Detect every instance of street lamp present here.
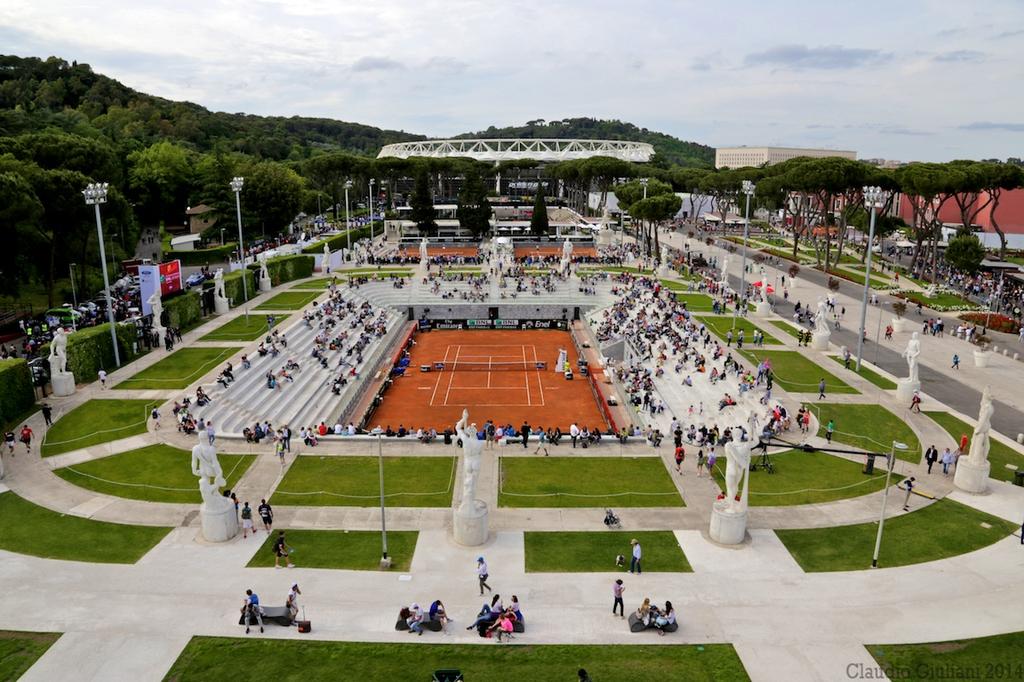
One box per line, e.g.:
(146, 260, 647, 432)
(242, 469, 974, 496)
(856, 186, 887, 371)
(220, 228, 226, 246)
(344, 179, 353, 260)
(69, 263, 78, 309)
(639, 178, 649, 252)
(368, 178, 377, 242)
(371, 426, 391, 568)
(871, 440, 909, 568)
(82, 183, 121, 367)
(734, 180, 756, 330)
(873, 300, 887, 365)
(230, 176, 249, 322)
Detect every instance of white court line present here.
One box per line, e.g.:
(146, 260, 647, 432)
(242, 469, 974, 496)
(522, 345, 531, 406)
(531, 344, 545, 407)
(428, 345, 452, 406)
(442, 344, 461, 406)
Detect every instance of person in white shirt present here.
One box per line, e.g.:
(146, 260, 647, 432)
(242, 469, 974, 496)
(629, 538, 642, 574)
(98, 369, 107, 388)
(570, 423, 580, 448)
(334, 422, 343, 435)
(347, 423, 356, 436)
(287, 583, 301, 621)
(476, 556, 492, 595)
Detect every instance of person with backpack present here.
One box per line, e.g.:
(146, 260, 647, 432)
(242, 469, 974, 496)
(240, 502, 254, 539)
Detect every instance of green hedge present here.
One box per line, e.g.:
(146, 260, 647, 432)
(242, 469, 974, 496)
(40, 323, 145, 384)
(248, 254, 314, 286)
(162, 289, 203, 329)
(166, 243, 237, 266)
(301, 227, 372, 254)
(0, 359, 35, 428)
(223, 269, 256, 308)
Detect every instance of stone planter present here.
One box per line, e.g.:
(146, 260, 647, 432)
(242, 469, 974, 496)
(973, 349, 990, 368)
(891, 317, 910, 333)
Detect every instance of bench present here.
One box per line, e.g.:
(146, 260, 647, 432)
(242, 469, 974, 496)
(395, 618, 443, 632)
(238, 605, 293, 627)
(628, 612, 678, 633)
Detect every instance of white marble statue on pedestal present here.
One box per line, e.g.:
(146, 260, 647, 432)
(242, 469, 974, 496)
(719, 257, 729, 289)
(322, 243, 332, 274)
(562, 238, 573, 261)
(902, 332, 921, 385)
(955, 385, 994, 493)
(758, 265, 769, 303)
(419, 238, 429, 265)
(924, 284, 937, 299)
(148, 290, 166, 345)
(814, 297, 830, 335)
(710, 411, 756, 544)
(48, 327, 76, 396)
(212, 268, 229, 314)
(453, 409, 489, 545)
(190, 431, 238, 542)
(258, 252, 272, 292)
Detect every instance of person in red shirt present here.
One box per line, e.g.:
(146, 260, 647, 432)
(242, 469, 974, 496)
(317, 422, 327, 437)
(19, 425, 33, 454)
(959, 433, 969, 455)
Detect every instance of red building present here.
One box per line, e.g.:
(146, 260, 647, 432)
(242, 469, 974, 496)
(896, 189, 1024, 248)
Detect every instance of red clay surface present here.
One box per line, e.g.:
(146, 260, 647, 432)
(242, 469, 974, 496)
(368, 329, 607, 431)
(515, 245, 598, 258)
(398, 246, 481, 258)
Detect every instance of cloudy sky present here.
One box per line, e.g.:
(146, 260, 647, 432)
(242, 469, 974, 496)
(2, 0, 1022, 161)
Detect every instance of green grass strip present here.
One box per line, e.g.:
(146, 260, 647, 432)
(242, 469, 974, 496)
(525, 530, 691, 572)
(924, 411, 1024, 484)
(246, 529, 418, 571)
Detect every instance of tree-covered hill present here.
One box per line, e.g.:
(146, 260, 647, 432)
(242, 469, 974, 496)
(454, 117, 714, 168)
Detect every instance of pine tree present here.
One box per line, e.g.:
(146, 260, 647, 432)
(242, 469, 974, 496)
(530, 182, 549, 235)
(458, 172, 493, 236)
(410, 169, 436, 234)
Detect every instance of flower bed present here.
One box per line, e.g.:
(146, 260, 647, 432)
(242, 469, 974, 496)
(957, 312, 1021, 334)
(893, 289, 983, 312)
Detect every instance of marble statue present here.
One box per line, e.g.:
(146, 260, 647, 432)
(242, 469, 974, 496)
(213, 268, 226, 300)
(759, 265, 769, 303)
(720, 257, 729, 285)
(323, 242, 331, 273)
(924, 284, 937, 299)
(419, 238, 429, 264)
(967, 386, 993, 467)
(48, 326, 68, 375)
(814, 296, 830, 335)
(191, 431, 228, 507)
(148, 290, 163, 325)
(722, 411, 757, 513)
(902, 332, 921, 384)
(455, 409, 484, 509)
(258, 252, 269, 280)
(562, 238, 573, 260)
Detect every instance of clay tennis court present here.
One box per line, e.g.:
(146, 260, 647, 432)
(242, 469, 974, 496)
(515, 245, 598, 259)
(398, 246, 481, 258)
(369, 329, 609, 431)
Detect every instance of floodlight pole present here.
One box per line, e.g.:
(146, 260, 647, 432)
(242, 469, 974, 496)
(375, 429, 391, 568)
(856, 187, 886, 371)
(345, 179, 353, 261)
(231, 177, 249, 323)
(83, 183, 121, 367)
(369, 178, 376, 242)
(871, 440, 908, 568)
(734, 180, 755, 331)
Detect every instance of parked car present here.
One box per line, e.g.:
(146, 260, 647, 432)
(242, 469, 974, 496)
(44, 307, 83, 328)
(185, 273, 206, 288)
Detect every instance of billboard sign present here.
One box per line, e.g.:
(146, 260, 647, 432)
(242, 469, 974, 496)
(138, 260, 183, 316)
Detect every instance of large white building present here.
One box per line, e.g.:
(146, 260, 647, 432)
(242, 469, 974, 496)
(715, 146, 857, 169)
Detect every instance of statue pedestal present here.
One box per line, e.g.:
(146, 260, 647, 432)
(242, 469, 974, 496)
(213, 296, 230, 315)
(200, 500, 239, 542)
(259, 276, 272, 293)
(891, 318, 910, 333)
(709, 504, 747, 545)
(453, 499, 489, 546)
(810, 330, 831, 350)
(954, 459, 990, 494)
(895, 379, 920, 402)
(154, 326, 166, 348)
(658, 264, 671, 279)
(754, 301, 772, 317)
(50, 373, 75, 397)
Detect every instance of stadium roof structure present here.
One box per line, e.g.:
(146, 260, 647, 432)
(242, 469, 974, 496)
(377, 139, 655, 163)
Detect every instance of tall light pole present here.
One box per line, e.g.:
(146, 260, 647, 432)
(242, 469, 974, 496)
(372, 426, 391, 568)
(344, 179, 353, 260)
(639, 178, 648, 252)
(230, 176, 249, 322)
(368, 178, 377, 242)
(871, 440, 909, 568)
(856, 186, 886, 371)
(82, 183, 121, 367)
(734, 180, 756, 330)
(69, 263, 78, 309)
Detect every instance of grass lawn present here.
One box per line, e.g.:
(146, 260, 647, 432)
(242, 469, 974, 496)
(253, 291, 323, 310)
(115, 346, 241, 389)
(165, 638, 749, 681)
(246, 530, 418, 571)
(826, 355, 897, 390)
(200, 314, 289, 341)
(868, 631, 1024, 681)
(272, 456, 455, 507)
(0, 492, 170, 563)
(712, 450, 889, 506)
(675, 293, 715, 311)
(499, 457, 682, 508)
(768, 319, 804, 340)
(829, 266, 891, 289)
(524, 531, 691, 572)
(737, 350, 859, 395)
(577, 265, 653, 274)
(896, 290, 982, 311)
(0, 630, 61, 681)
(776, 498, 1016, 571)
(42, 399, 159, 457)
(54, 444, 255, 504)
(697, 315, 781, 345)
(341, 267, 414, 276)
(925, 411, 1024, 484)
(290, 279, 335, 289)
(809, 403, 920, 462)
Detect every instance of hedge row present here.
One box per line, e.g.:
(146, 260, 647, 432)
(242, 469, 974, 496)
(163, 289, 203, 330)
(223, 269, 256, 307)
(247, 254, 314, 286)
(301, 227, 372, 254)
(40, 323, 145, 384)
(165, 243, 237, 266)
(0, 359, 35, 429)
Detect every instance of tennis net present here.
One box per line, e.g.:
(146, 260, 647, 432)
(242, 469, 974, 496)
(429, 360, 547, 372)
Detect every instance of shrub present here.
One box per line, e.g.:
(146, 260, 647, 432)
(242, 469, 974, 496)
(788, 264, 800, 278)
(40, 323, 145, 384)
(892, 301, 907, 318)
(162, 289, 203, 330)
(247, 254, 314, 286)
(165, 243, 237, 267)
(0, 359, 34, 428)
(301, 227, 372, 254)
(958, 312, 1021, 334)
(827, 277, 840, 292)
(223, 269, 256, 308)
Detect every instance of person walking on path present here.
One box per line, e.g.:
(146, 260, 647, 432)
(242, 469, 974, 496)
(258, 499, 273, 532)
(941, 448, 955, 476)
(825, 419, 835, 444)
(206, 421, 216, 446)
(476, 556, 492, 595)
(151, 407, 161, 430)
(629, 538, 642, 574)
(19, 424, 32, 454)
(41, 404, 53, 427)
(520, 421, 530, 449)
(98, 369, 107, 389)
(925, 446, 938, 474)
(240, 502, 254, 538)
(273, 531, 294, 569)
(612, 579, 625, 618)
(275, 437, 286, 465)
(951, 354, 960, 370)
(909, 391, 922, 413)
(818, 378, 826, 400)
(696, 448, 706, 477)
(674, 445, 685, 474)
(900, 476, 916, 511)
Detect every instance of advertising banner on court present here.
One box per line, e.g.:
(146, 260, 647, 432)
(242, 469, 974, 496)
(419, 319, 568, 331)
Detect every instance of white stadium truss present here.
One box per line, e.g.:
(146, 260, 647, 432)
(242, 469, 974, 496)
(377, 139, 655, 163)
